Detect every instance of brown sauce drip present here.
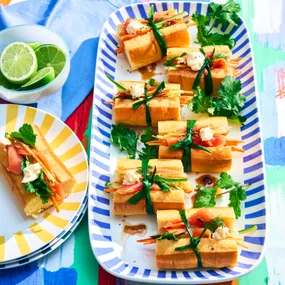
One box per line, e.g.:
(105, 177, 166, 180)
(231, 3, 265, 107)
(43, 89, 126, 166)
(138, 63, 157, 80)
(123, 223, 147, 236)
(195, 174, 218, 188)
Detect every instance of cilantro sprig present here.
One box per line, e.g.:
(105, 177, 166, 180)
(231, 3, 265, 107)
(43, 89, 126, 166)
(8, 124, 37, 147)
(139, 127, 159, 160)
(194, 172, 248, 219)
(110, 124, 158, 160)
(189, 76, 246, 125)
(111, 124, 139, 159)
(192, 0, 241, 48)
(163, 52, 187, 67)
(21, 157, 52, 204)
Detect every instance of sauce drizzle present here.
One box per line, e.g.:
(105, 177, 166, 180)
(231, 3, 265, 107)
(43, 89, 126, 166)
(138, 63, 157, 80)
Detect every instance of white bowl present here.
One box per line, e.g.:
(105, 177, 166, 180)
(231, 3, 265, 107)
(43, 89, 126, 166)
(0, 25, 70, 104)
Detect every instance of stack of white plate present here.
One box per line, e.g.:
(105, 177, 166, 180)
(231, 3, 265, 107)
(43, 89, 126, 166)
(0, 104, 89, 269)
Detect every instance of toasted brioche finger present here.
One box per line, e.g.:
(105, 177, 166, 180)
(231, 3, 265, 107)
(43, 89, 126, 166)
(0, 125, 76, 217)
(156, 238, 238, 269)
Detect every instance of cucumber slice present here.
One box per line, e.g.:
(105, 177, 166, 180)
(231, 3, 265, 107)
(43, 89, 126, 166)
(238, 225, 258, 235)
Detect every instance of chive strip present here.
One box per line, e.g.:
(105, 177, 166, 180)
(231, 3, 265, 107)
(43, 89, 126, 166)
(132, 81, 165, 126)
(148, 7, 167, 57)
(204, 65, 213, 95)
(127, 160, 155, 215)
(192, 59, 209, 91)
(174, 209, 203, 267)
(106, 74, 127, 91)
(167, 120, 212, 171)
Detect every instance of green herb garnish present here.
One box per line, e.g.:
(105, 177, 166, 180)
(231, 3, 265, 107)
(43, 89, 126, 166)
(213, 52, 228, 60)
(151, 232, 182, 241)
(148, 5, 167, 57)
(106, 74, 127, 91)
(194, 185, 217, 208)
(208, 0, 241, 27)
(189, 76, 246, 125)
(194, 172, 248, 219)
(204, 217, 225, 233)
(111, 124, 139, 159)
(168, 120, 211, 172)
(139, 127, 159, 160)
(147, 78, 156, 86)
(163, 52, 187, 67)
(132, 81, 165, 126)
(110, 125, 159, 160)
(9, 124, 37, 147)
(25, 170, 53, 204)
(191, 0, 240, 49)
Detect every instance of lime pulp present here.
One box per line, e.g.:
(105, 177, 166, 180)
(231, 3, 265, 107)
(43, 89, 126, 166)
(21, 66, 55, 90)
(35, 44, 67, 77)
(0, 42, 38, 85)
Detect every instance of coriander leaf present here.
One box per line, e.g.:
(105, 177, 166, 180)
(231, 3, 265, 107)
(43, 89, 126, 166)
(111, 124, 138, 159)
(163, 52, 187, 67)
(208, 0, 241, 27)
(228, 185, 246, 219)
(151, 232, 179, 241)
(194, 185, 217, 208)
(25, 172, 53, 204)
(188, 87, 211, 114)
(216, 172, 239, 189)
(205, 217, 225, 232)
(147, 78, 156, 86)
(201, 32, 236, 49)
(213, 52, 228, 60)
(139, 127, 159, 160)
(189, 76, 246, 125)
(191, 12, 210, 45)
(10, 124, 37, 147)
(191, 1, 238, 49)
(25, 182, 36, 193)
(213, 76, 246, 123)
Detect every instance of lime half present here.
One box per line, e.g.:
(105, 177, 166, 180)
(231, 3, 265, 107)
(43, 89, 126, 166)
(0, 69, 20, 90)
(21, 67, 55, 90)
(27, 42, 41, 50)
(0, 42, 38, 85)
(35, 44, 67, 77)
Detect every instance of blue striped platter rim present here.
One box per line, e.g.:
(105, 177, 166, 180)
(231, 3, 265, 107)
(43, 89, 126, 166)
(88, 1, 267, 284)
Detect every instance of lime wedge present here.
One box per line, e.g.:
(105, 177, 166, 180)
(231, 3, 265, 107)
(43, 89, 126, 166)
(21, 67, 55, 90)
(35, 44, 67, 77)
(0, 42, 38, 84)
(27, 42, 41, 50)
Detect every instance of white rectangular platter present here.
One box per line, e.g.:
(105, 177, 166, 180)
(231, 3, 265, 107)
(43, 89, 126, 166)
(88, 2, 267, 284)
